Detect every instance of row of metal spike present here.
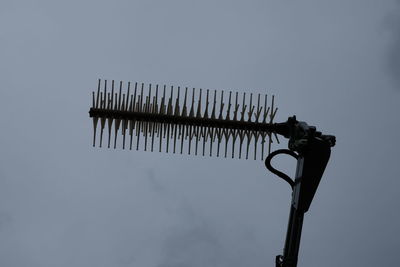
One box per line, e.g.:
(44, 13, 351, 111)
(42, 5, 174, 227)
(91, 79, 278, 160)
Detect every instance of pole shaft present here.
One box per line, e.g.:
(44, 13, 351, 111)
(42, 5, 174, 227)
(277, 157, 306, 267)
(281, 206, 304, 267)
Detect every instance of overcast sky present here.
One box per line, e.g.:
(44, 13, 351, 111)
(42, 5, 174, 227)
(1, 0, 399, 266)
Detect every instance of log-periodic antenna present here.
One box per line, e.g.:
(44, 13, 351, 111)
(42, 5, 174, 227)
(89, 79, 279, 160)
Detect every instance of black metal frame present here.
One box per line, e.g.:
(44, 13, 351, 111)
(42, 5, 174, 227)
(266, 118, 335, 267)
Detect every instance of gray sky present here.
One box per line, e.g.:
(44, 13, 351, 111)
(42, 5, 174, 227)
(1, 0, 399, 266)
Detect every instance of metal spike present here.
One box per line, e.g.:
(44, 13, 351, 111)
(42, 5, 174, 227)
(159, 112, 163, 152)
(254, 131, 259, 160)
(238, 130, 245, 159)
(95, 79, 101, 108)
(151, 85, 158, 152)
(133, 82, 137, 112)
(92, 116, 98, 147)
(121, 95, 127, 149)
(129, 95, 134, 150)
(241, 92, 247, 121)
(211, 90, 217, 119)
(268, 132, 273, 155)
(223, 128, 231, 158)
(248, 93, 254, 122)
(261, 135, 266, 160)
(165, 86, 174, 153)
(136, 91, 143, 150)
(204, 89, 209, 119)
(179, 87, 188, 152)
(270, 95, 275, 122)
(136, 112, 141, 150)
(110, 80, 115, 110)
(125, 82, 130, 111)
(99, 115, 106, 148)
(231, 129, 238, 158)
(103, 80, 107, 109)
(166, 120, 171, 153)
(233, 92, 239, 121)
(188, 125, 193, 155)
(107, 116, 113, 149)
(209, 127, 215, 156)
(189, 88, 195, 118)
(196, 89, 202, 118)
(118, 81, 122, 110)
(226, 91, 232, 120)
(159, 86, 166, 152)
(180, 122, 185, 154)
(218, 91, 224, 120)
(144, 84, 152, 151)
(140, 83, 144, 112)
(194, 126, 200, 155)
(182, 87, 188, 117)
(216, 128, 223, 157)
(173, 87, 180, 153)
(245, 130, 252, 160)
(114, 95, 122, 149)
(255, 94, 261, 122)
(202, 126, 206, 156)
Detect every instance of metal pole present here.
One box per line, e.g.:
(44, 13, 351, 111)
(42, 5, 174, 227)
(280, 206, 304, 267)
(276, 157, 306, 267)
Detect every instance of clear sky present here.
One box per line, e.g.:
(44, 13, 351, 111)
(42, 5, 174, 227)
(1, 0, 399, 266)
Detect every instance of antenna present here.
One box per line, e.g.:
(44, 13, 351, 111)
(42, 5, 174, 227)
(89, 79, 279, 160)
(88, 79, 336, 267)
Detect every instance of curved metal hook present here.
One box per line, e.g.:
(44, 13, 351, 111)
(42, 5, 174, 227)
(265, 149, 298, 190)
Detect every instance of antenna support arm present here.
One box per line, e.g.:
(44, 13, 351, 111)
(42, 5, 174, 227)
(267, 116, 335, 267)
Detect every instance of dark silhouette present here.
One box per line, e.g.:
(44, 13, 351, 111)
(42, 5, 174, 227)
(89, 79, 336, 267)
